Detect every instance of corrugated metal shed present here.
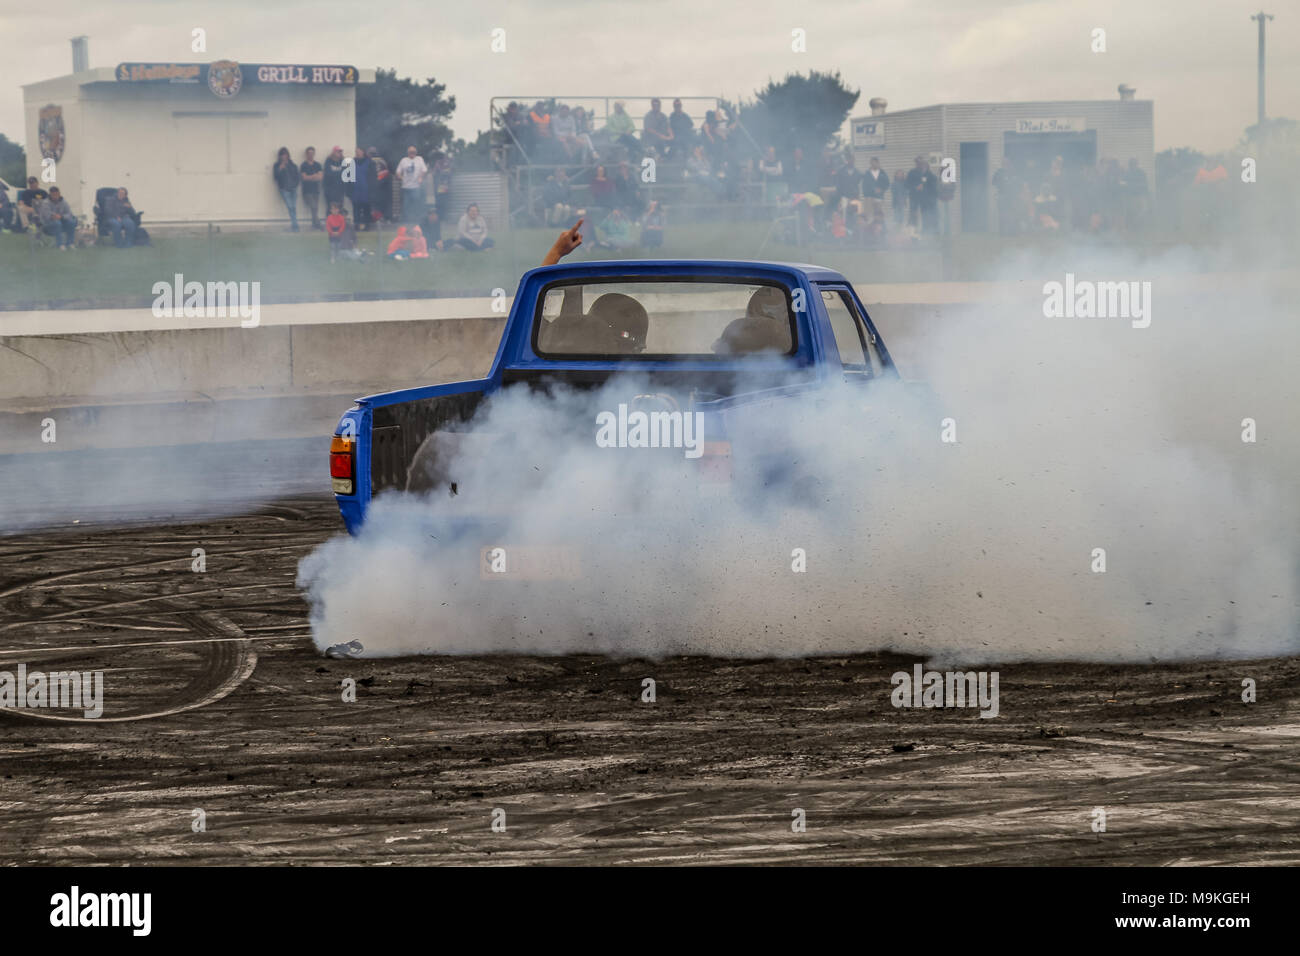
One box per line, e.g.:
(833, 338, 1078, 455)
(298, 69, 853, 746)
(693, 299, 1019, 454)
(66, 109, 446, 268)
(448, 172, 509, 232)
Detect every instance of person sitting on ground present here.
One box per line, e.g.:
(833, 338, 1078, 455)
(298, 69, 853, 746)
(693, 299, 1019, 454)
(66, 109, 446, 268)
(640, 200, 665, 248)
(325, 202, 347, 262)
(456, 203, 495, 251)
(38, 187, 77, 250)
(104, 187, 138, 248)
(410, 225, 430, 258)
(596, 207, 635, 250)
(386, 225, 413, 259)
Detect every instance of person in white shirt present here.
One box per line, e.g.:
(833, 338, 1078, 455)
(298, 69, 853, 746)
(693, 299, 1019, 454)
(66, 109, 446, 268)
(395, 146, 429, 222)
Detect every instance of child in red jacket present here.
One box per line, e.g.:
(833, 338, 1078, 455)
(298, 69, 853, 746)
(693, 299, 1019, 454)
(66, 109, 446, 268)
(326, 202, 347, 262)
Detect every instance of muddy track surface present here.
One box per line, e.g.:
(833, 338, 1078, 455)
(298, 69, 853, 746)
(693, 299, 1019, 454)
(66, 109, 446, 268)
(1, 494, 1297, 865)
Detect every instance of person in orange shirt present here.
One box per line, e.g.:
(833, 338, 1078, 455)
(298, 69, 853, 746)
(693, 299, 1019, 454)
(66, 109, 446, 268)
(1193, 159, 1228, 184)
(325, 202, 347, 262)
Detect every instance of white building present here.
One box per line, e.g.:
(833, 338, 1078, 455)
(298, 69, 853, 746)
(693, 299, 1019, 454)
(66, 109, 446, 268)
(22, 55, 374, 223)
(850, 90, 1154, 234)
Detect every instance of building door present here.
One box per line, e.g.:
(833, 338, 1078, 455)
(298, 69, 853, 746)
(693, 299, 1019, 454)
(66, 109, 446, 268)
(959, 141, 989, 233)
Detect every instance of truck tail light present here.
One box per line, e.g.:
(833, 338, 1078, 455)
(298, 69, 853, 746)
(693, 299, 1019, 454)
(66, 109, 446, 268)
(330, 433, 355, 495)
(699, 441, 732, 483)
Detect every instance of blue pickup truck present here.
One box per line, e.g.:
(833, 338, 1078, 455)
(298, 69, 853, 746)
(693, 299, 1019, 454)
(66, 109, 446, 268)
(329, 258, 899, 535)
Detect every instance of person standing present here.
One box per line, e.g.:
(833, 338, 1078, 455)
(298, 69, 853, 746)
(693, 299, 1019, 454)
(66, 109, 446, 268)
(432, 153, 453, 222)
(299, 147, 324, 230)
(273, 147, 301, 231)
(991, 157, 1016, 235)
(917, 159, 939, 234)
(904, 157, 925, 228)
(668, 99, 694, 161)
(889, 169, 907, 227)
(395, 146, 429, 223)
(350, 147, 373, 231)
(323, 146, 347, 215)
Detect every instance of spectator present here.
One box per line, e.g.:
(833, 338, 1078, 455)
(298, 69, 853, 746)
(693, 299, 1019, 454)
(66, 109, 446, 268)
(38, 186, 77, 250)
(991, 157, 1016, 235)
(542, 169, 573, 226)
(642, 98, 673, 158)
(614, 161, 642, 214)
(759, 146, 785, 202)
(552, 104, 579, 160)
(368, 147, 392, 222)
(395, 145, 428, 223)
(502, 102, 530, 159)
(590, 164, 616, 212)
(417, 207, 445, 251)
(915, 158, 939, 234)
(640, 199, 665, 248)
(668, 99, 694, 160)
(104, 187, 138, 248)
(456, 203, 495, 250)
(16, 177, 49, 231)
(529, 101, 558, 161)
(786, 147, 816, 194)
(889, 169, 907, 227)
(686, 145, 724, 198)
(904, 156, 925, 227)
(603, 101, 639, 155)
(596, 207, 635, 250)
(409, 225, 430, 258)
(571, 107, 600, 162)
(300, 146, 324, 230)
(386, 225, 414, 259)
(325, 201, 347, 262)
(273, 146, 301, 231)
(863, 156, 889, 202)
(323, 146, 347, 214)
(432, 153, 453, 221)
(529, 101, 552, 140)
(350, 147, 374, 230)
(833, 154, 861, 208)
(1122, 158, 1148, 231)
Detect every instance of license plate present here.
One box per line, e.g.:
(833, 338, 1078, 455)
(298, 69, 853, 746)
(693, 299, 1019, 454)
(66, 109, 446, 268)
(480, 545, 582, 581)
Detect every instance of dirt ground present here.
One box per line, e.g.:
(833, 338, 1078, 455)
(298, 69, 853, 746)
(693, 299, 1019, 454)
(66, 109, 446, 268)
(1, 494, 1297, 865)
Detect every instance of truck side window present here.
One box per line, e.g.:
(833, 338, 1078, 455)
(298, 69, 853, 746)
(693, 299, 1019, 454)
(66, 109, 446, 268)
(821, 288, 884, 378)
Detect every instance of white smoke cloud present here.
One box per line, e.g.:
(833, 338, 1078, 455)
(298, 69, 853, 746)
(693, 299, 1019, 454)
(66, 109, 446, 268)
(297, 257, 1300, 665)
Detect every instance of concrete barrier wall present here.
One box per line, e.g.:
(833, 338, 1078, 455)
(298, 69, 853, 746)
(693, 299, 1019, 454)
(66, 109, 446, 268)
(0, 316, 506, 407)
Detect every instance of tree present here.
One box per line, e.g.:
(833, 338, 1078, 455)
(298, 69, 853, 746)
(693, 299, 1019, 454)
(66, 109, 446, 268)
(0, 133, 25, 187)
(355, 69, 456, 167)
(450, 129, 497, 172)
(1155, 146, 1205, 190)
(736, 71, 860, 160)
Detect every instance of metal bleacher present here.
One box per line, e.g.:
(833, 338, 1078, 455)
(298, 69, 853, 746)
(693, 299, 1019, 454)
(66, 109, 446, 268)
(488, 95, 776, 228)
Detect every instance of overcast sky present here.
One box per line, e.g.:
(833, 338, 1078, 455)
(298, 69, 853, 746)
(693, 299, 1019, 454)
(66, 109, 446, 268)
(2, 0, 1295, 154)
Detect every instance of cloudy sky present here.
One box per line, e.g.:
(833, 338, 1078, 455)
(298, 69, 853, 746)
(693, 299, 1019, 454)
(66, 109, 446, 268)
(2, 0, 1295, 153)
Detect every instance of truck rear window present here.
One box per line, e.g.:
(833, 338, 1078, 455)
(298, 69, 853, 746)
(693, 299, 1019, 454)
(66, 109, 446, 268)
(534, 279, 796, 358)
